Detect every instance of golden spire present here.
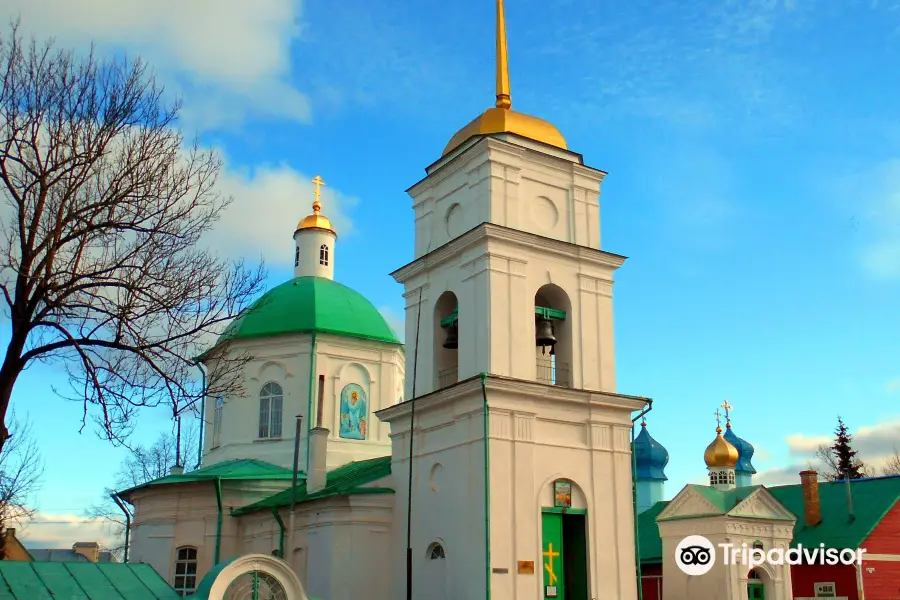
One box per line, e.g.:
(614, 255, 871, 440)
(295, 175, 337, 236)
(495, 0, 511, 109)
(440, 0, 568, 156)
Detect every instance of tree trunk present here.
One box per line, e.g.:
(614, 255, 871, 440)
(0, 331, 28, 457)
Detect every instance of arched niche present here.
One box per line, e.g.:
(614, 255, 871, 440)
(538, 476, 589, 511)
(433, 291, 459, 390)
(192, 553, 307, 600)
(254, 360, 287, 385)
(534, 284, 573, 388)
(336, 362, 372, 441)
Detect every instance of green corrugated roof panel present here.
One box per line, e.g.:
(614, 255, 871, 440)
(635, 501, 669, 563)
(234, 455, 393, 515)
(217, 276, 401, 346)
(118, 458, 298, 496)
(0, 562, 180, 599)
(769, 475, 900, 550)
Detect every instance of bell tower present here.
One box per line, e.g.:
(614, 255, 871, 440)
(378, 2, 643, 599)
(392, 5, 623, 400)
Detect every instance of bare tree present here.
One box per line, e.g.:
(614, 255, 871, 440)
(0, 24, 266, 455)
(815, 443, 869, 482)
(883, 447, 900, 476)
(0, 410, 42, 558)
(89, 416, 199, 560)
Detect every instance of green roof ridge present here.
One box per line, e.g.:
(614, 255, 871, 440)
(217, 277, 401, 347)
(234, 455, 393, 515)
(117, 459, 300, 496)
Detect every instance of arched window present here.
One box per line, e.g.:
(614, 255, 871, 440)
(294, 246, 300, 267)
(427, 542, 446, 559)
(319, 244, 329, 266)
(212, 395, 224, 448)
(259, 382, 284, 439)
(173, 546, 198, 596)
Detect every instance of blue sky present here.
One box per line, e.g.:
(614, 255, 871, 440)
(5, 0, 900, 547)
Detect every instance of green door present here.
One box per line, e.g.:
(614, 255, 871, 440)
(542, 512, 565, 599)
(748, 583, 765, 600)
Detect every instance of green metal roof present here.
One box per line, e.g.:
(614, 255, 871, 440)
(117, 459, 298, 497)
(769, 474, 900, 550)
(635, 501, 669, 563)
(638, 475, 900, 565)
(234, 455, 393, 515)
(216, 276, 401, 347)
(0, 561, 180, 599)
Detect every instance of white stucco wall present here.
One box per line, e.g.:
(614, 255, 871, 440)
(379, 376, 645, 600)
(203, 333, 403, 471)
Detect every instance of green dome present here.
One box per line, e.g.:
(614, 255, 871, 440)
(220, 277, 401, 345)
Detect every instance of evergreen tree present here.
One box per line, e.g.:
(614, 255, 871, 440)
(831, 417, 864, 480)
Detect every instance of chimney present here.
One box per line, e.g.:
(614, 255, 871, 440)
(72, 541, 101, 563)
(5, 528, 15, 537)
(170, 465, 184, 475)
(800, 470, 821, 526)
(307, 427, 329, 493)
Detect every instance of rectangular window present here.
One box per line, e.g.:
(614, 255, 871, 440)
(174, 547, 198, 596)
(259, 397, 270, 438)
(212, 396, 223, 448)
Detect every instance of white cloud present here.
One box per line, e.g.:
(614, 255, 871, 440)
(206, 160, 358, 267)
(784, 419, 900, 474)
(16, 511, 119, 551)
(8, 0, 309, 129)
(888, 378, 900, 394)
(847, 159, 900, 280)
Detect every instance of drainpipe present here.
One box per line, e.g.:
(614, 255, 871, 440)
(631, 399, 653, 600)
(271, 507, 285, 559)
(480, 373, 492, 600)
(110, 493, 131, 563)
(196, 363, 207, 469)
(214, 477, 223, 564)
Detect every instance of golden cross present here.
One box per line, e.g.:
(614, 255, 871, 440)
(714, 408, 722, 428)
(721, 399, 733, 423)
(543, 543, 559, 586)
(311, 175, 326, 208)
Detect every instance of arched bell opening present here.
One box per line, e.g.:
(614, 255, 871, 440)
(434, 291, 459, 389)
(534, 284, 572, 388)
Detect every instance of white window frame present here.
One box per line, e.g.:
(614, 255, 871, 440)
(259, 382, 284, 439)
(319, 244, 329, 266)
(212, 395, 224, 448)
(173, 546, 198, 596)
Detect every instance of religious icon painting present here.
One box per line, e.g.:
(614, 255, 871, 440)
(553, 480, 572, 508)
(339, 383, 368, 440)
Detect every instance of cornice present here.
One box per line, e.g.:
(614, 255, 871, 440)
(391, 222, 627, 283)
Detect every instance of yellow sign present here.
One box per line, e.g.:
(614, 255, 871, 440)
(517, 560, 535, 574)
(543, 543, 559, 585)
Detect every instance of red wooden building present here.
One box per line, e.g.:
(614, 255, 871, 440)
(637, 472, 900, 599)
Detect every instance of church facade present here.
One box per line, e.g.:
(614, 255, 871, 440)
(118, 1, 649, 599)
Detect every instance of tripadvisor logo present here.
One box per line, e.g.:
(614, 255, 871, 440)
(675, 535, 867, 575)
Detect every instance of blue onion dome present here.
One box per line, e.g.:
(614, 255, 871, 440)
(633, 421, 669, 481)
(724, 423, 757, 474)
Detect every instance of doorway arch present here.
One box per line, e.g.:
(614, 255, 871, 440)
(192, 553, 308, 600)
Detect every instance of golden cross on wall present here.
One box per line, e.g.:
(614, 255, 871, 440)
(311, 175, 326, 206)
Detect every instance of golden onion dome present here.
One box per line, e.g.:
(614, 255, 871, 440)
(704, 426, 740, 468)
(441, 0, 567, 157)
(295, 200, 336, 236)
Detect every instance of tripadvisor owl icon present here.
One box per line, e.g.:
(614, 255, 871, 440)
(675, 535, 716, 576)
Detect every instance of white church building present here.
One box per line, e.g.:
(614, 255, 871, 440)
(117, 2, 651, 598)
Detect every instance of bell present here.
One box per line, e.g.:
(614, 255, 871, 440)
(535, 318, 556, 354)
(442, 323, 458, 349)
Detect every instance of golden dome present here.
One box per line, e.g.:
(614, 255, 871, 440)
(704, 426, 739, 468)
(443, 107, 567, 156)
(441, 0, 567, 157)
(296, 201, 336, 236)
(296, 175, 337, 236)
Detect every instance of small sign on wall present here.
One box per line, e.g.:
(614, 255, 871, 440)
(554, 480, 572, 508)
(517, 561, 534, 574)
(545, 585, 558, 597)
